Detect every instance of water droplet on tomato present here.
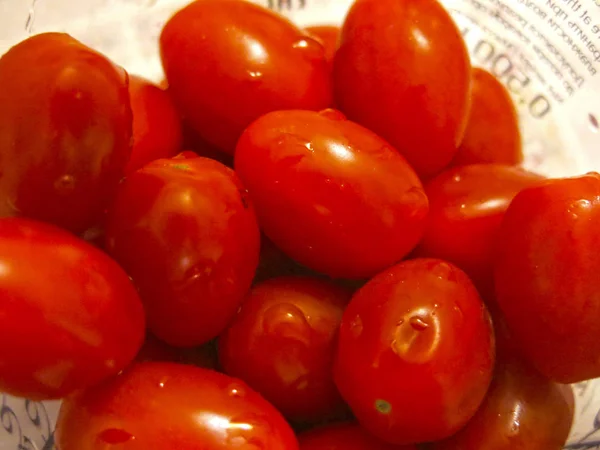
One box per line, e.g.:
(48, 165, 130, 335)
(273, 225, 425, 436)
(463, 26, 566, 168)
(228, 383, 247, 398)
(349, 315, 363, 338)
(409, 316, 429, 331)
(54, 174, 75, 192)
(247, 70, 263, 79)
(292, 36, 326, 60)
(430, 261, 456, 281)
(319, 109, 346, 121)
(227, 413, 268, 449)
(98, 428, 135, 444)
(262, 303, 311, 344)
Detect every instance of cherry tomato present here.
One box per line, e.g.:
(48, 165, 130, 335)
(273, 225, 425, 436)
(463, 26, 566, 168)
(0, 33, 132, 233)
(299, 422, 417, 450)
(333, 0, 471, 178)
(126, 75, 182, 174)
(105, 156, 260, 347)
(0, 218, 145, 400)
(160, 0, 332, 154)
(234, 109, 428, 279)
(452, 68, 522, 167)
(56, 362, 299, 450)
(415, 164, 543, 297)
(305, 25, 340, 65)
(219, 276, 350, 422)
(334, 258, 495, 444)
(425, 354, 574, 450)
(494, 173, 600, 383)
(136, 333, 219, 370)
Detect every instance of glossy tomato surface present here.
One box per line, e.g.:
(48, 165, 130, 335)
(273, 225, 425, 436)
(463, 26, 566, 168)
(105, 155, 260, 347)
(333, 0, 471, 178)
(494, 173, 600, 383)
(305, 25, 340, 65)
(334, 258, 495, 444)
(0, 218, 145, 400)
(160, 0, 331, 154)
(299, 422, 416, 450)
(452, 68, 522, 167)
(425, 355, 574, 450)
(234, 109, 428, 279)
(219, 276, 350, 422)
(56, 362, 299, 450)
(126, 74, 182, 174)
(416, 164, 543, 297)
(0, 33, 132, 233)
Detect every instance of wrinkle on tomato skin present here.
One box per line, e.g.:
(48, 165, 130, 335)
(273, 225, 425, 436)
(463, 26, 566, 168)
(0, 33, 132, 233)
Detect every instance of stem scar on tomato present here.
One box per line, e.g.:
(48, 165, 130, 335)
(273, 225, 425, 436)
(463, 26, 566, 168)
(375, 399, 392, 414)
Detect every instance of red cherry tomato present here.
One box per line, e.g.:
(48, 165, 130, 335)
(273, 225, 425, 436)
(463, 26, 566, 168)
(56, 362, 299, 450)
(160, 0, 332, 154)
(415, 164, 543, 297)
(494, 173, 600, 383)
(0, 33, 132, 233)
(0, 218, 145, 400)
(126, 74, 182, 174)
(334, 258, 495, 444)
(305, 25, 340, 65)
(333, 0, 471, 178)
(425, 355, 574, 450)
(453, 68, 522, 167)
(234, 109, 428, 279)
(299, 422, 417, 450)
(219, 276, 350, 422)
(105, 156, 260, 347)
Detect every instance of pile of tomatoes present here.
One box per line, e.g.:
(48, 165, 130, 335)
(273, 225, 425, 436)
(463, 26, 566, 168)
(0, 0, 595, 448)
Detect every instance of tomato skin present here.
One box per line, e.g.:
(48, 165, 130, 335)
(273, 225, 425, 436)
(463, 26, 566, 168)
(452, 68, 522, 167)
(494, 173, 600, 383)
(126, 75, 182, 174)
(56, 362, 299, 450)
(0, 33, 132, 233)
(415, 164, 543, 297)
(219, 276, 350, 422)
(0, 218, 145, 400)
(425, 355, 574, 450)
(105, 156, 260, 347)
(333, 0, 471, 178)
(305, 25, 340, 65)
(160, 0, 332, 154)
(334, 258, 495, 445)
(299, 422, 417, 450)
(234, 109, 428, 279)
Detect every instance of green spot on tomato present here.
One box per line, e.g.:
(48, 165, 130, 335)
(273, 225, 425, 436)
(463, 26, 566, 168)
(375, 399, 392, 414)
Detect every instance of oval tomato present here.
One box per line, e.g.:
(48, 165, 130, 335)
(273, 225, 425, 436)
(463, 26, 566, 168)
(415, 164, 543, 297)
(126, 75, 182, 174)
(334, 258, 495, 444)
(56, 362, 299, 450)
(333, 0, 471, 178)
(453, 68, 522, 167)
(234, 109, 428, 279)
(494, 173, 600, 383)
(219, 276, 350, 422)
(105, 155, 260, 347)
(160, 0, 331, 154)
(0, 33, 132, 233)
(424, 355, 574, 450)
(0, 218, 145, 400)
(299, 422, 417, 450)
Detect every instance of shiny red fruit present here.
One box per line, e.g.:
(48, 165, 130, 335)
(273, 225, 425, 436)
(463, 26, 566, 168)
(0, 218, 145, 400)
(160, 0, 332, 154)
(56, 362, 299, 450)
(234, 109, 428, 279)
(0, 33, 132, 233)
(219, 276, 350, 422)
(105, 155, 260, 347)
(335, 258, 495, 444)
(333, 0, 471, 177)
(494, 173, 600, 383)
